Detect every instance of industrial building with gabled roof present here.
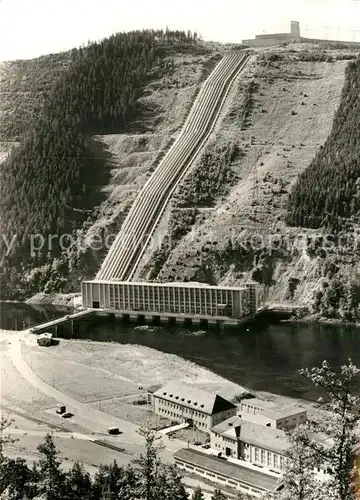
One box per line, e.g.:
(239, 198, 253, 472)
(152, 381, 237, 431)
(210, 415, 290, 473)
(239, 398, 307, 430)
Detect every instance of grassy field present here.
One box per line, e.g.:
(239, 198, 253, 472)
(19, 335, 247, 427)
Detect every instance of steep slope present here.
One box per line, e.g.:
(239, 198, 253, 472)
(132, 45, 359, 317)
(287, 58, 360, 229)
(0, 31, 221, 298)
(2, 39, 358, 319)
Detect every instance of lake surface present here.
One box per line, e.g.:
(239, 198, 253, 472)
(2, 302, 360, 402)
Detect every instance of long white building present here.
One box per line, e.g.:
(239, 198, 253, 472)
(81, 280, 259, 324)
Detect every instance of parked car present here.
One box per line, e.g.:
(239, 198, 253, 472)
(107, 427, 120, 435)
(61, 412, 73, 419)
(202, 443, 210, 449)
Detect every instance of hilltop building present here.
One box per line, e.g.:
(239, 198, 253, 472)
(243, 21, 360, 48)
(243, 21, 301, 47)
(152, 382, 237, 431)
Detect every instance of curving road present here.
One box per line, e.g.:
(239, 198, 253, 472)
(7, 332, 142, 437)
(96, 51, 250, 281)
(4, 332, 210, 459)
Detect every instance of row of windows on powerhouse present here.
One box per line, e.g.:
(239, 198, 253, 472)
(108, 299, 232, 306)
(108, 303, 234, 314)
(104, 286, 238, 295)
(106, 294, 236, 304)
(106, 291, 239, 302)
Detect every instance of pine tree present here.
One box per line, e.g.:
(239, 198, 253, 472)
(66, 461, 92, 500)
(277, 359, 360, 500)
(0, 457, 31, 500)
(132, 426, 164, 500)
(36, 434, 65, 500)
(192, 485, 205, 500)
(277, 426, 325, 500)
(0, 417, 16, 464)
(211, 489, 228, 500)
(154, 466, 188, 500)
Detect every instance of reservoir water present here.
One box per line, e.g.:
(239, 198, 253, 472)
(2, 302, 360, 402)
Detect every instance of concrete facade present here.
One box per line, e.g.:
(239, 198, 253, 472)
(239, 399, 307, 431)
(210, 416, 289, 473)
(174, 448, 281, 496)
(242, 21, 300, 47)
(243, 20, 360, 48)
(152, 382, 237, 432)
(82, 280, 258, 321)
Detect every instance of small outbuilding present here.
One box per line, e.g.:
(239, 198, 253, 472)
(37, 332, 53, 346)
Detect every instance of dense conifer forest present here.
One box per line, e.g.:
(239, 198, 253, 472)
(286, 56, 360, 229)
(0, 29, 202, 297)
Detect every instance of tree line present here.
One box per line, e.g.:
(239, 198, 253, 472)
(0, 424, 238, 500)
(0, 29, 201, 298)
(287, 56, 360, 229)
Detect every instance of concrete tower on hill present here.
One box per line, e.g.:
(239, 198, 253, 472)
(291, 21, 301, 43)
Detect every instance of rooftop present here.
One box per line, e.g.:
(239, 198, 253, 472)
(38, 332, 53, 339)
(211, 416, 290, 454)
(174, 448, 280, 492)
(211, 415, 243, 440)
(146, 384, 162, 394)
(257, 33, 291, 39)
(153, 381, 236, 415)
(239, 398, 277, 410)
(262, 405, 306, 421)
(83, 280, 248, 292)
(238, 411, 277, 427)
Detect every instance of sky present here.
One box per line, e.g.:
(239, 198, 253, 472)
(0, 0, 360, 61)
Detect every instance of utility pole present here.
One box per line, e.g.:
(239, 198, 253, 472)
(323, 24, 330, 41)
(351, 27, 360, 42)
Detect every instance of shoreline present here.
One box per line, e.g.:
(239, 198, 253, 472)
(9, 292, 360, 328)
(0, 327, 331, 426)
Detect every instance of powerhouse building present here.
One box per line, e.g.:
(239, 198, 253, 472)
(81, 280, 259, 320)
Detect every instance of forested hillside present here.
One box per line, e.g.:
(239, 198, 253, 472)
(287, 56, 360, 228)
(0, 52, 74, 142)
(0, 29, 203, 298)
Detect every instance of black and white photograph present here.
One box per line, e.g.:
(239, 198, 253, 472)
(0, 1, 360, 498)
